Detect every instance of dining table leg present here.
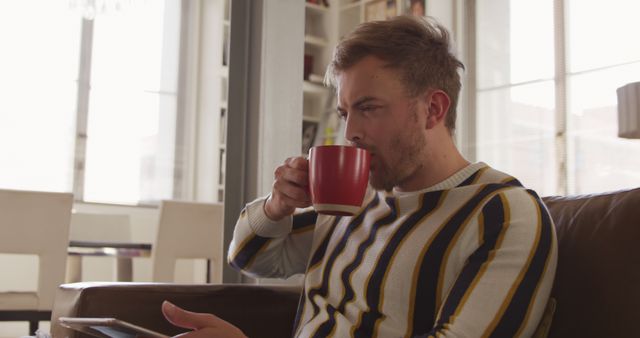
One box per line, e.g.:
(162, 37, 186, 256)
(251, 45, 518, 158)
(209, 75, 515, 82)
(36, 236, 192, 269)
(116, 258, 133, 282)
(65, 256, 82, 283)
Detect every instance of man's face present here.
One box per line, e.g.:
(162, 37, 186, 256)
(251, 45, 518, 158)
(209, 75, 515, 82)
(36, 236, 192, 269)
(336, 56, 428, 191)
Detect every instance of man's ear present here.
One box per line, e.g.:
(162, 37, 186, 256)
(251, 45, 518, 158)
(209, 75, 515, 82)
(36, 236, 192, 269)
(423, 90, 451, 129)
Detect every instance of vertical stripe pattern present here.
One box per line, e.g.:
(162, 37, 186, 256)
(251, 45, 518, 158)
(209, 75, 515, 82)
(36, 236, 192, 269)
(432, 193, 508, 332)
(300, 194, 382, 331)
(488, 192, 554, 337)
(409, 184, 509, 336)
(293, 210, 319, 232)
(228, 163, 557, 338)
(353, 191, 445, 338)
(228, 234, 271, 270)
(312, 196, 403, 337)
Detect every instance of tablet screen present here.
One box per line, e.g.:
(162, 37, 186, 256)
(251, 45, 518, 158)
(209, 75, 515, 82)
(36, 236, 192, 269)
(84, 325, 145, 338)
(59, 317, 169, 338)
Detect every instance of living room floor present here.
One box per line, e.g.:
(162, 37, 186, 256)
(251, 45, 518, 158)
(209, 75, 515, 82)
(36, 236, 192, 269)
(0, 321, 50, 338)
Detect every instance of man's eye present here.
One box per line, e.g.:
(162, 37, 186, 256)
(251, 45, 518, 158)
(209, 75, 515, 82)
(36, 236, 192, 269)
(360, 106, 378, 112)
(337, 110, 347, 120)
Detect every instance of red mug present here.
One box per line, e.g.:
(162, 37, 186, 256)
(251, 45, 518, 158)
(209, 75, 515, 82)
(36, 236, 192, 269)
(308, 145, 370, 216)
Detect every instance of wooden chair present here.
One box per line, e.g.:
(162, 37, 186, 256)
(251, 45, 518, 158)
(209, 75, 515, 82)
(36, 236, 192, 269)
(0, 189, 73, 335)
(152, 200, 224, 283)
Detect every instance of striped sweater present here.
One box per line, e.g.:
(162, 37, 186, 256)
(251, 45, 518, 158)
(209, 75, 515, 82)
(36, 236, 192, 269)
(228, 162, 557, 338)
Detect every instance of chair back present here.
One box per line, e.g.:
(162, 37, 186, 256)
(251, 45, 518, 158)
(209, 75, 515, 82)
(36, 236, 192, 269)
(0, 189, 73, 310)
(69, 213, 131, 243)
(152, 200, 224, 283)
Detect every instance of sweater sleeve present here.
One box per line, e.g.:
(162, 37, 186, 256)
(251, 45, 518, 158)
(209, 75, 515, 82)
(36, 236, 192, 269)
(424, 188, 558, 338)
(227, 195, 319, 279)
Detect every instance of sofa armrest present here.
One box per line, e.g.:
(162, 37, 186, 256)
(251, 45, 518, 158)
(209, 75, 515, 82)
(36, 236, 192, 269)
(51, 282, 301, 338)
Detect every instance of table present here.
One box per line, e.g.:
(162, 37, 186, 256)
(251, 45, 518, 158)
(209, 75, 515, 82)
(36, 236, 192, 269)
(67, 240, 152, 282)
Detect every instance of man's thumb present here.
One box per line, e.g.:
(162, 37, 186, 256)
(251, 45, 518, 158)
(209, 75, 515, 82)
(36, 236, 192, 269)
(162, 301, 219, 330)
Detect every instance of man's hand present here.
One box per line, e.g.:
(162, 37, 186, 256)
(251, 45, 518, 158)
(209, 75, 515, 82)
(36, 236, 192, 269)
(162, 301, 247, 338)
(264, 157, 311, 221)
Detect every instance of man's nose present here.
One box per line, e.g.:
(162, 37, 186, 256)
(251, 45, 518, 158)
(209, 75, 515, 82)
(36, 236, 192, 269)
(344, 114, 363, 145)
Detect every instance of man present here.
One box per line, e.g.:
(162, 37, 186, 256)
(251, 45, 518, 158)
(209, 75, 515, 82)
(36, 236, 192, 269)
(164, 15, 557, 337)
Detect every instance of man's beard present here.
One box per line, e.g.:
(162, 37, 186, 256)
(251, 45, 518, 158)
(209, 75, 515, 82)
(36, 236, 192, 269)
(369, 112, 426, 191)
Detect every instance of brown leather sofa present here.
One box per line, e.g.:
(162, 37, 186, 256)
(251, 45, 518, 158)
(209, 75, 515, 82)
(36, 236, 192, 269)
(51, 188, 640, 338)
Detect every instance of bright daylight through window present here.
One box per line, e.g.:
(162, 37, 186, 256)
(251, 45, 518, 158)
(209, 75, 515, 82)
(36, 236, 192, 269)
(0, 0, 181, 205)
(475, 0, 640, 196)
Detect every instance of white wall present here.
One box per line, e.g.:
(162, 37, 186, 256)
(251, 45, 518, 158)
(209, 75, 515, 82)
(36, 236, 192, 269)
(429, 0, 455, 33)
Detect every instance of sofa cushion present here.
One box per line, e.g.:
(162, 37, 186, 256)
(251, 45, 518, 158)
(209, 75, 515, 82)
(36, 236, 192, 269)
(543, 188, 640, 338)
(51, 282, 301, 338)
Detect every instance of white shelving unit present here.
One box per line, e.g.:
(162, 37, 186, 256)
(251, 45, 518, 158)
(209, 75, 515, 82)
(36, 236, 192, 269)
(217, 0, 230, 202)
(301, 0, 362, 151)
(302, 1, 335, 154)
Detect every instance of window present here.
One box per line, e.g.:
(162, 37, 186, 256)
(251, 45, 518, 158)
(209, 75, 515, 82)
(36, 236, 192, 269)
(565, 0, 640, 194)
(0, 0, 183, 205)
(82, 0, 181, 204)
(0, 1, 80, 193)
(475, 0, 640, 195)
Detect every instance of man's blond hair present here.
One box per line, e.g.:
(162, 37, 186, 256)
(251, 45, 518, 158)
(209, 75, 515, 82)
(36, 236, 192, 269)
(325, 16, 465, 133)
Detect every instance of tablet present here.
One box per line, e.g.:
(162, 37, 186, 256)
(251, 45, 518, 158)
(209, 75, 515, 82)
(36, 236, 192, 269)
(59, 317, 170, 338)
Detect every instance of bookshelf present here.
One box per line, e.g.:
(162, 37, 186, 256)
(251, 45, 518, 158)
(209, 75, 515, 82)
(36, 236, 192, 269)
(303, 1, 337, 154)
(217, 0, 230, 202)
